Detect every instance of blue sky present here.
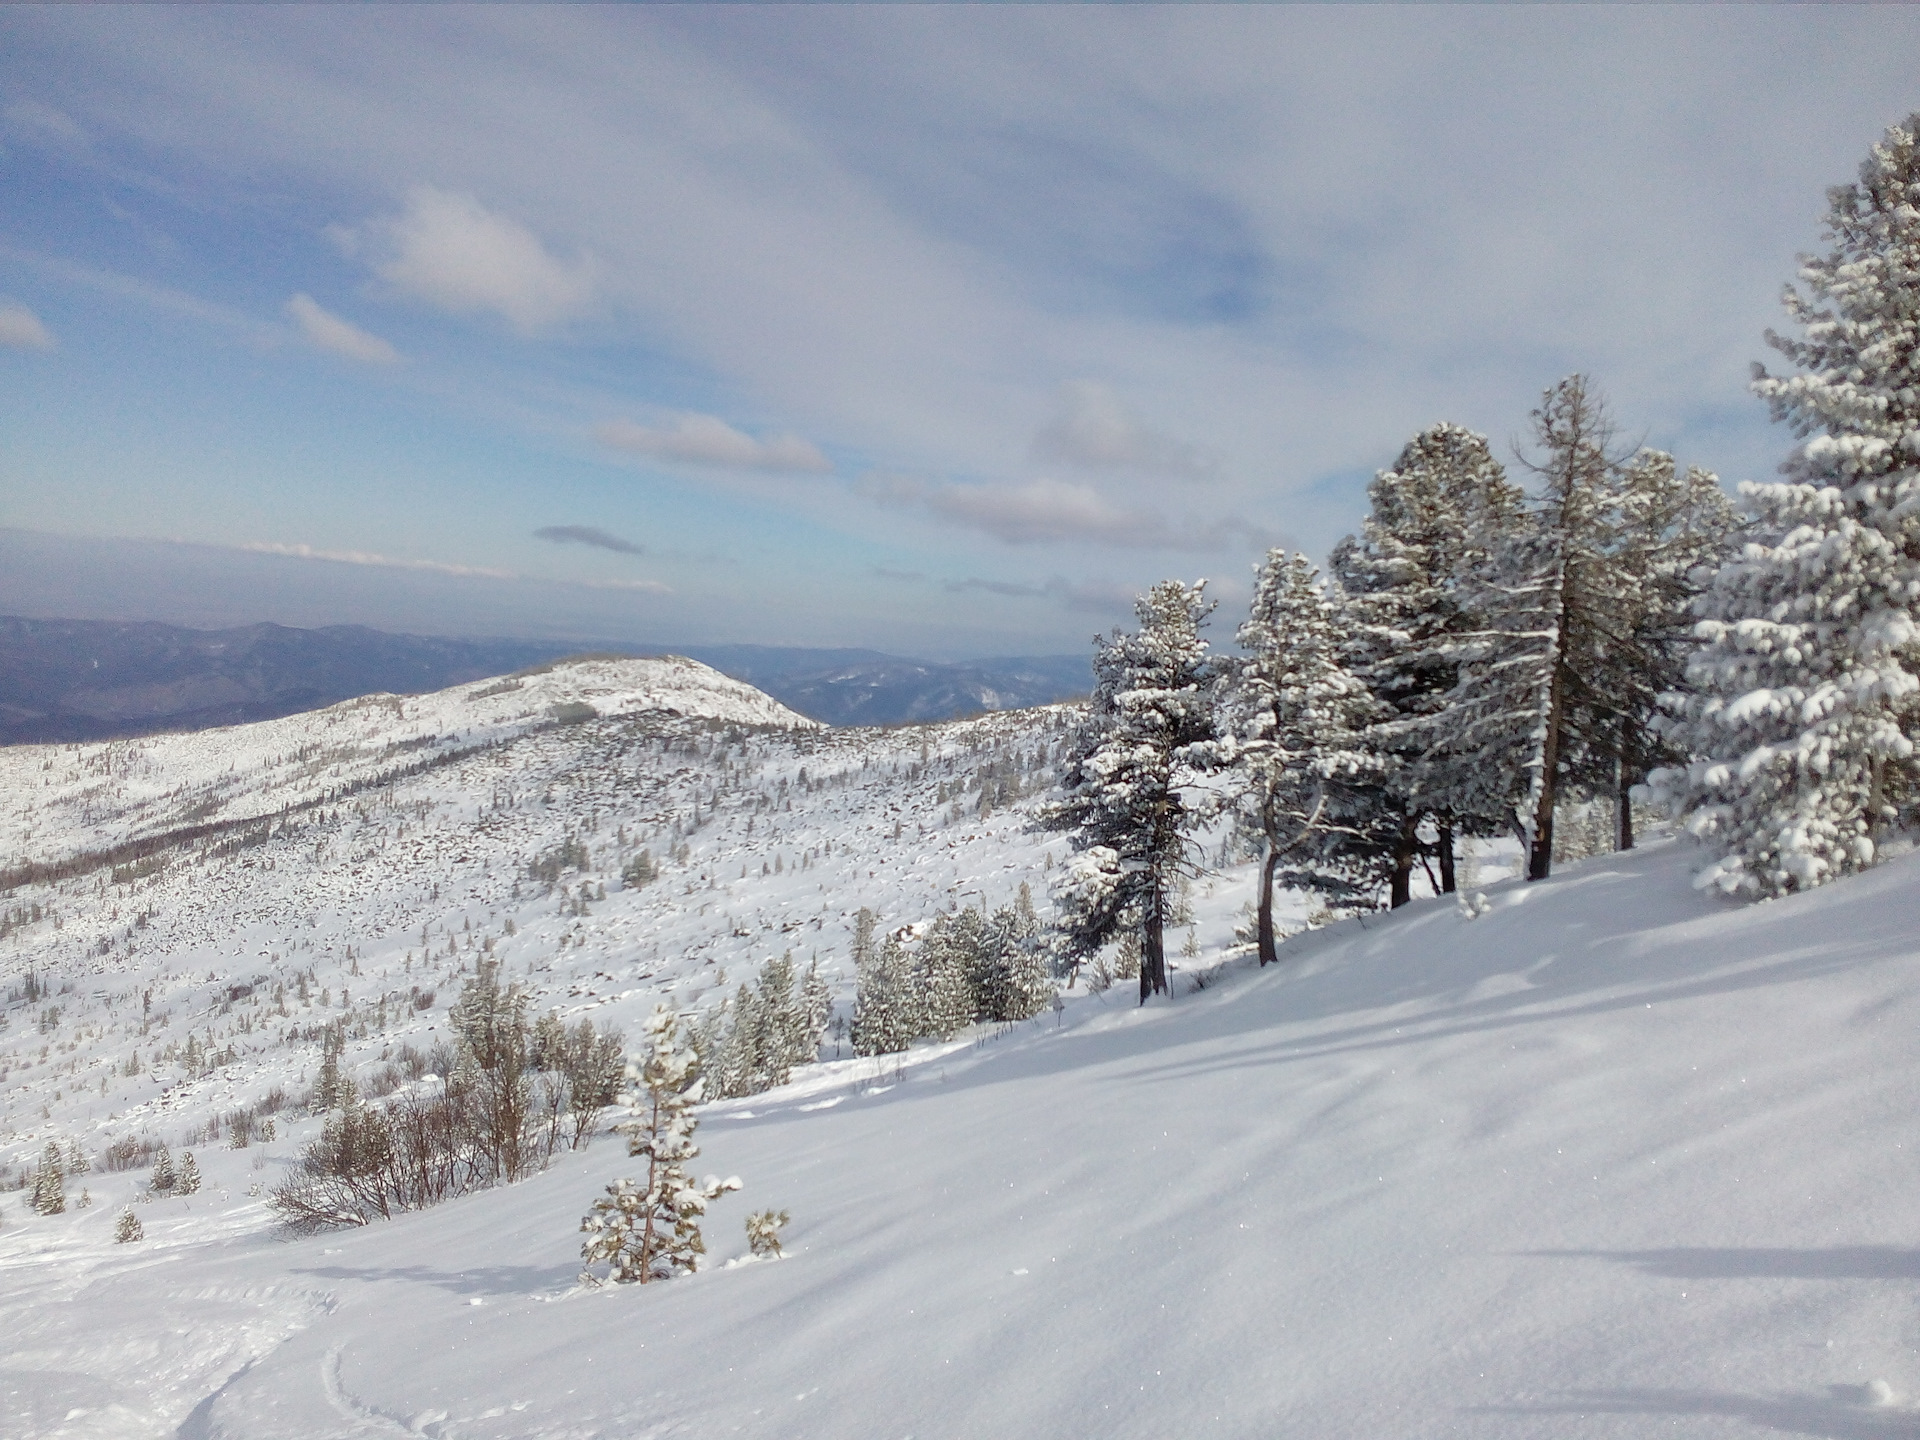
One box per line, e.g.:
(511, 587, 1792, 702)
(2, 6, 1917, 659)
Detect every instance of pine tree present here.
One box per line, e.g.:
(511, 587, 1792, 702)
(851, 930, 920, 1056)
(745, 1208, 789, 1258)
(580, 1005, 739, 1285)
(30, 1141, 65, 1215)
(1332, 425, 1525, 902)
(1591, 449, 1743, 848)
(1425, 377, 1646, 879)
(1218, 551, 1379, 959)
(176, 1151, 201, 1196)
(311, 1023, 347, 1114)
(1651, 114, 1920, 897)
(1044, 580, 1218, 1001)
(915, 912, 980, 1038)
(149, 1147, 176, 1194)
(971, 901, 1051, 1022)
(113, 1208, 143, 1244)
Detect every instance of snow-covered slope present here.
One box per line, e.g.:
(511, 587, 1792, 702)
(6, 837, 1920, 1438)
(6, 663, 1915, 1438)
(0, 654, 815, 866)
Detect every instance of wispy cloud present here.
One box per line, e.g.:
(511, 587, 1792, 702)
(0, 244, 269, 337)
(578, 577, 672, 594)
(0, 301, 54, 350)
(1032, 380, 1217, 479)
(534, 524, 642, 555)
(3, 99, 85, 147)
(286, 293, 399, 365)
(337, 186, 596, 333)
(237, 540, 514, 579)
(595, 414, 831, 473)
(944, 574, 1142, 614)
(865, 473, 1224, 549)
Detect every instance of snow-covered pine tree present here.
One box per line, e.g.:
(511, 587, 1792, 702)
(30, 1141, 64, 1215)
(1425, 376, 1644, 880)
(916, 910, 982, 1038)
(1217, 551, 1379, 960)
(710, 953, 814, 1098)
(1651, 114, 1920, 897)
(311, 1022, 344, 1114)
(176, 1151, 201, 1195)
(972, 900, 1051, 1022)
(745, 1208, 789, 1259)
(1594, 449, 1743, 849)
(851, 930, 920, 1055)
(149, 1146, 175, 1194)
(580, 1005, 739, 1285)
(113, 1207, 143, 1243)
(1044, 580, 1218, 1002)
(799, 957, 831, 1057)
(1331, 425, 1525, 903)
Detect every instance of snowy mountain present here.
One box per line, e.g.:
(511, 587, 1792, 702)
(0, 616, 1094, 741)
(3, 651, 1917, 1439)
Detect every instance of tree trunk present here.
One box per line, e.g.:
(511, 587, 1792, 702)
(1527, 665, 1565, 882)
(1140, 880, 1168, 1004)
(1257, 845, 1280, 968)
(1614, 720, 1636, 851)
(1389, 815, 1418, 908)
(1437, 821, 1457, 894)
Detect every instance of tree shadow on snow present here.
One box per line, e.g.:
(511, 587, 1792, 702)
(1525, 1246, 1920, 1281)
(1475, 1385, 1920, 1438)
(292, 1261, 576, 1297)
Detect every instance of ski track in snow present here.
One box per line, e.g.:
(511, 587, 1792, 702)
(11, 657, 1919, 1436)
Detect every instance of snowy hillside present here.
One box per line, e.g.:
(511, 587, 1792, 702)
(0, 654, 1110, 1208)
(6, 655, 1918, 1439)
(0, 654, 816, 866)
(7, 821, 1920, 1436)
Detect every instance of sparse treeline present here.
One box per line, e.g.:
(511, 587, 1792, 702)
(1046, 379, 1739, 996)
(1051, 112, 1920, 945)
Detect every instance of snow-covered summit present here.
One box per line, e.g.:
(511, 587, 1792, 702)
(0, 653, 814, 864)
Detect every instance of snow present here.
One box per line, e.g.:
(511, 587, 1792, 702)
(3, 661, 1918, 1436)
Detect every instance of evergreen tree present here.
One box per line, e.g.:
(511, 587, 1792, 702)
(915, 912, 981, 1039)
(1044, 580, 1218, 1001)
(1651, 114, 1920, 897)
(150, 1146, 176, 1194)
(176, 1151, 202, 1196)
(1332, 425, 1524, 902)
(30, 1141, 65, 1215)
(1591, 449, 1743, 848)
(311, 1023, 348, 1114)
(745, 1208, 790, 1259)
(851, 930, 920, 1056)
(580, 1005, 739, 1285)
(113, 1208, 143, 1244)
(971, 900, 1051, 1022)
(1424, 377, 1646, 879)
(1218, 551, 1379, 959)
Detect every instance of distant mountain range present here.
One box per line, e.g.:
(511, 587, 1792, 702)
(0, 616, 1091, 743)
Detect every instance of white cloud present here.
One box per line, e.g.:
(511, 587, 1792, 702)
(286, 293, 400, 365)
(239, 541, 513, 579)
(0, 302, 53, 350)
(595, 414, 831, 473)
(341, 186, 595, 333)
(1032, 380, 1217, 478)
